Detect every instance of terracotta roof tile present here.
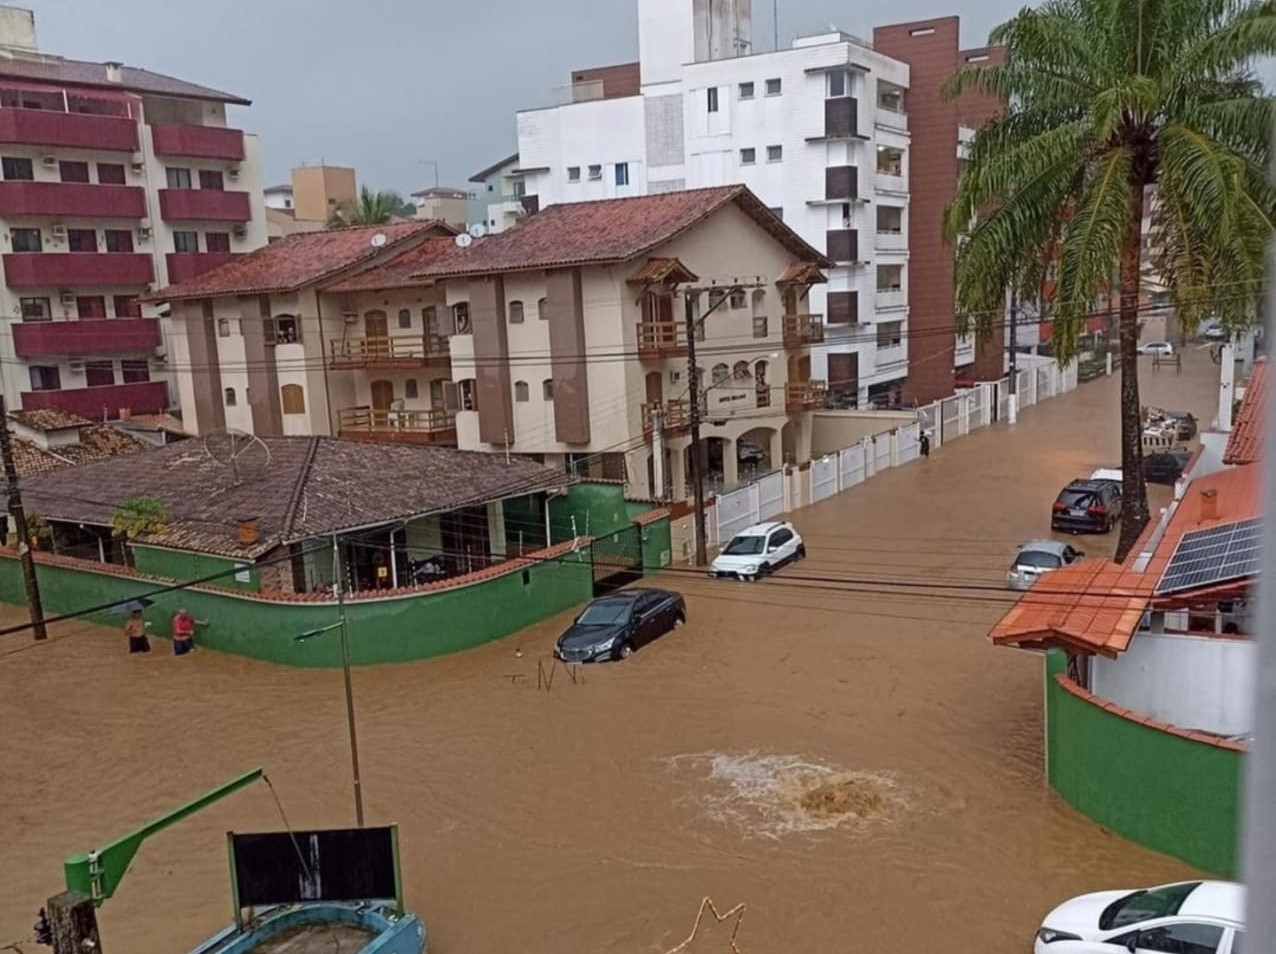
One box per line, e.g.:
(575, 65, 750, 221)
(1223, 359, 1266, 465)
(776, 261, 829, 284)
(0, 53, 248, 105)
(324, 236, 480, 292)
(8, 423, 150, 479)
(626, 257, 700, 285)
(8, 409, 92, 432)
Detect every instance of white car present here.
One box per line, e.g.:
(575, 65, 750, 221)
(1033, 880, 1244, 954)
(1138, 341, 1175, 356)
(1007, 539, 1084, 591)
(708, 521, 805, 581)
(1091, 468, 1122, 483)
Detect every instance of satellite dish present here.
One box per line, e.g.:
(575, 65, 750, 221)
(370, 232, 388, 248)
(468, 222, 487, 238)
(203, 427, 271, 485)
(454, 232, 473, 248)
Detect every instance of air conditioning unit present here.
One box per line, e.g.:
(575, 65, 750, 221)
(50, 225, 66, 239)
(41, 155, 57, 167)
(227, 166, 240, 180)
(137, 227, 152, 242)
(130, 161, 145, 174)
(59, 291, 75, 306)
(68, 359, 85, 374)
(231, 224, 246, 239)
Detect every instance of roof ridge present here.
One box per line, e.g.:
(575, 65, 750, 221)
(281, 436, 322, 539)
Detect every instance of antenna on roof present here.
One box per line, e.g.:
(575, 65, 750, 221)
(370, 232, 388, 248)
(468, 223, 487, 238)
(203, 427, 270, 486)
(454, 232, 473, 248)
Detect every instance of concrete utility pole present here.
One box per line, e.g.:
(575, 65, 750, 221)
(1007, 287, 1019, 425)
(651, 403, 665, 501)
(686, 295, 709, 566)
(0, 393, 46, 640)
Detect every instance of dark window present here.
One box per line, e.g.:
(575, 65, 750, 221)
(1015, 550, 1063, 570)
(876, 321, 903, 348)
(172, 230, 199, 253)
(828, 69, 850, 98)
(28, 365, 60, 391)
(76, 296, 107, 319)
(397, 308, 412, 329)
(567, 166, 581, 182)
(452, 301, 470, 334)
(769, 529, 793, 547)
(1135, 924, 1224, 954)
(224, 387, 237, 406)
(740, 147, 756, 165)
(58, 160, 90, 183)
(120, 359, 150, 383)
(104, 229, 134, 253)
(217, 317, 231, 337)
(514, 380, 529, 402)
(615, 162, 629, 186)
(2, 156, 33, 180)
(205, 231, 231, 253)
(508, 300, 525, 324)
(166, 167, 192, 189)
(19, 297, 51, 321)
(199, 169, 224, 191)
(97, 163, 126, 185)
(404, 379, 419, 399)
(707, 87, 719, 112)
(767, 144, 783, 162)
(738, 81, 754, 99)
(11, 228, 41, 252)
(765, 77, 782, 95)
(84, 360, 115, 387)
(537, 297, 548, 320)
(542, 379, 554, 400)
(114, 295, 141, 318)
(67, 228, 98, 252)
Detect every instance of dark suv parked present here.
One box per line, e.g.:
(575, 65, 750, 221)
(1051, 479, 1123, 533)
(1143, 448, 1193, 485)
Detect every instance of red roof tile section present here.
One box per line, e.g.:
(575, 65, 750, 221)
(1223, 358, 1266, 465)
(325, 236, 480, 293)
(0, 53, 249, 104)
(150, 221, 456, 301)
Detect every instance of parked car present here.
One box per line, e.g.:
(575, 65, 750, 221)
(1161, 410, 1198, 440)
(1051, 479, 1122, 533)
(708, 521, 805, 581)
(1033, 880, 1244, 954)
(1143, 448, 1193, 485)
(1200, 318, 1229, 341)
(1007, 540, 1084, 591)
(737, 440, 766, 466)
(1137, 341, 1175, 356)
(554, 588, 686, 663)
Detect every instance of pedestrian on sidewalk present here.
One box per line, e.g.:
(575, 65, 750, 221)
(919, 431, 931, 459)
(125, 610, 150, 654)
(171, 608, 206, 656)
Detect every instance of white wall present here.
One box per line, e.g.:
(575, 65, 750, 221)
(517, 96, 646, 208)
(1091, 633, 1255, 737)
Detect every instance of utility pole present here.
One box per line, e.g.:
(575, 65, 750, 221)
(1007, 286, 1019, 425)
(332, 537, 364, 827)
(0, 393, 46, 640)
(685, 296, 708, 566)
(651, 402, 665, 501)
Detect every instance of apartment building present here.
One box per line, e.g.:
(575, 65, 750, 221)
(466, 153, 535, 234)
(264, 164, 355, 241)
(411, 186, 469, 228)
(511, 0, 1003, 407)
(154, 186, 831, 498)
(0, 6, 266, 422)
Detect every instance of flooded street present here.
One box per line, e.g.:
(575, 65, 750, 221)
(0, 351, 1226, 954)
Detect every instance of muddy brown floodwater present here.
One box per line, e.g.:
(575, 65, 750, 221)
(0, 351, 1226, 954)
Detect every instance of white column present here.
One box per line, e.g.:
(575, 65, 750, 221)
(1218, 341, 1237, 430)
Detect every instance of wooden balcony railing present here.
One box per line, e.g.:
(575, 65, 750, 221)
(329, 334, 449, 369)
(785, 380, 828, 412)
(782, 313, 825, 347)
(641, 399, 691, 433)
(337, 406, 457, 445)
(636, 320, 687, 358)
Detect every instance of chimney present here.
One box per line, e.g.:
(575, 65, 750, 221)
(105, 61, 123, 84)
(118, 407, 131, 421)
(236, 517, 261, 547)
(1199, 488, 1219, 523)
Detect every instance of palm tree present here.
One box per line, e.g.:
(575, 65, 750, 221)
(943, 0, 1276, 559)
(328, 186, 408, 228)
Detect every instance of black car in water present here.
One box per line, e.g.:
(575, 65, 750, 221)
(1051, 479, 1123, 533)
(554, 589, 686, 663)
(1143, 448, 1193, 485)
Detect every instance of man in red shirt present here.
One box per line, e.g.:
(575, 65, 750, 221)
(171, 608, 200, 656)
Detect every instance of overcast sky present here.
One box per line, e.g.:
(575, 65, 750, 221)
(31, 0, 1032, 192)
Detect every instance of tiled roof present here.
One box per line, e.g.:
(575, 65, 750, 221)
(8, 409, 92, 432)
(1223, 359, 1266, 465)
(148, 221, 456, 301)
(468, 153, 520, 183)
(0, 53, 248, 104)
(626, 257, 700, 285)
(9, 423, 151, 478)
(116, 413, 190, 436)
(406, 186, 833, 279)
(21, 436, 571, 559)
(324, 237, 479, 292)
(777, 261, 829, 285)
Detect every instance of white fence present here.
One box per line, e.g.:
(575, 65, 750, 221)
(710, 361, 1082, 547)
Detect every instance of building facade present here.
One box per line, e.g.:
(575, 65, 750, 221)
(466, 153, 533, 234)
(412, 186, 469, 228)
(0, 5, 266, 422)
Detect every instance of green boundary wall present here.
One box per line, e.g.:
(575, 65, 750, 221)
(1045, 650, 1243, 876)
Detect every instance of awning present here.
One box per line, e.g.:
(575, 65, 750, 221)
(776, 262, 828, 286)
(627, 257, 699, 286)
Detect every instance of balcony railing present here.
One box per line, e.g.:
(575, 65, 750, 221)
(150, 123, 246, 161)
(2, 252, 154, 288)
(785, 380, 828, 412)
(875, 289, 907, 311)
(641, 399, 691, 433)
(782, 313, 825, 347)
(337, 406, 458, 445)
(14, 318, 161, 358)
(158, 188, 252, 222)
(874, 172, 907, 194)
(329, 334, 450, 369)
(636, 320, 687, 358)
(166, 252, 240, 284)
(0, 107, 138, 152)
(0, 181, 146, 219)
(876, 102, 908, 130)
(21, 381, 168, 420)
(875, 228, 907, 251)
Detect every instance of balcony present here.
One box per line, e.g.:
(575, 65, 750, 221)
(150, 123, 245, 161)
(875, 289, 907, 311)
(3, 252, 154, 288)
(876, 100, 908, 131)
(782, 313, 825, 347)
(826, 228, 859, 264)
(0, 107, 138, 152)
(636, 320, 687, 359)
(329, 334, 450, 370)
(825, 165, 858, 202)
(785, 380, 828, 413)
(0, 181, 147, 219)
(13, 319, 161, 358)
(166, 252, 240, 284)
(875, 228, 907, 252)
(21, 381, 169, 420)
(874, 172, 907, 195)
(641, 399, 691, 435)
(337, 406, 458, 446)
(158, 188, 252, 222)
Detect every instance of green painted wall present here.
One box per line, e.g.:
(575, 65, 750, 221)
(1045, 650, 1242, 876)
(502, 494, 548, 551)
(638, 517, 672, 569)
(131, 545, 261, 592)
(549, 483, 629, 542)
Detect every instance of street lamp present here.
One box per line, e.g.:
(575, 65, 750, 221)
(293, 537, 364, 827)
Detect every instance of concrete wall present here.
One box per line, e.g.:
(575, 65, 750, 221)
(810, 409, 914, 456)
(1090, 634, 1254, 737)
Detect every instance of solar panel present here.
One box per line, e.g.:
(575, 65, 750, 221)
(1155, 517, 1263, 595)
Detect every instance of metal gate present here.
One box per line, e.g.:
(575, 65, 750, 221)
(590, 525, 643, 596)
(873, 433, 892, 472)
(897, 421, 921, 464)
(810, 455, 838, 502)
(757, 470, 785, 520)
(715, 483, 760, 544)
(839, 443, 867, 487)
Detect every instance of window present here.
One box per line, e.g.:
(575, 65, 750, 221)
(59, 160, 90, 183)
(738, 81, 754, 99)
(28, 365, 60, 391)
(105, 229, 134, 253)
(1131, 924, 1224, 954)
(567, 166, 581, 182)
(729, 289, 746, 309)
(120, 359, 150, 383)
(711, 363, 730, 385)
(537, 297, 548, 320)
(172, 230, 199, 253)
(508, 300, 525, 323)
(205, 231, 231, 253)
(739, 147, 756, 165)
(224, 387, 237, 406)
(84, 360, 115, 387)
(707, 87, 719, 112)
(268, 314, 300, 344)
(280, 384, 305, 415)
(876, 205, 903, 234)
(11, 228, 41, 252)
(768, 206, 783, 221)
(404, 378, 419, 399)
(20, 298, 51, 321)
(765, 77, 782, 95)
(514, 380, 529, 402)
(587, 164, 602, 180)
(97, 163, 126, 185)
(827, 69, 850, 98)
(216, 317, 231, 337)
(452, 301, 471, 333)
(198, 169, 224, 191)
(877, 146, 905, 177)
(166, 167, 192, 189)
(732, 360, 751, 380)
(876, 320, 903, 347)
(67, 228, 98, 252)
(614, 162, 629, 186)
(397, 308, 412, 329)
(708, 288, 727, 311)
(769, 528, 793, 547)
(114, 295, 141, 318)
(2, 156, 33, 180)
(542, 378, 554, 400)
(877, 264, 904, 291)
(76, 296, 107, 319)
(766, 144, 783, 162)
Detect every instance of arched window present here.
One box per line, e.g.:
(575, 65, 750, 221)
(514, 380, 529, 402)
(508, 300, 525, 324)
(224, 387, 237, 406)
(537, 297, 548, 320)
(542, 379, 554, 400)
(404, 378, 419, 399)
(452, 301, 471, 334)
(397, 308, 412, 329)
(711, 363, 730, 385)
(754, 360, 770, 407)
(733, 360, 751, 380)
(280, 384, 305, 414)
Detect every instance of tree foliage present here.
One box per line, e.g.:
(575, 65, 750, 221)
(110, 497, 169, 542)
(328, 186, 409, 228)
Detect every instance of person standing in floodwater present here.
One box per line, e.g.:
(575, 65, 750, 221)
(919, 432, 931, 459)
(171, 608, 201, 656)
(125, 610, 150, 654)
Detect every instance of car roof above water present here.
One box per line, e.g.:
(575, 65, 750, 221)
(1177, 881, 1245, 923)
(735, 521, 792, 536)
(1017, 539, 1071, 556)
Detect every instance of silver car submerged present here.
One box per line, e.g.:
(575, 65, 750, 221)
(1007, 539, 1084, 591)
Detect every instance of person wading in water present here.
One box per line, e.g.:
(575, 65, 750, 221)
(171, 608, 205, 656)
(125, 610, 150, 654)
